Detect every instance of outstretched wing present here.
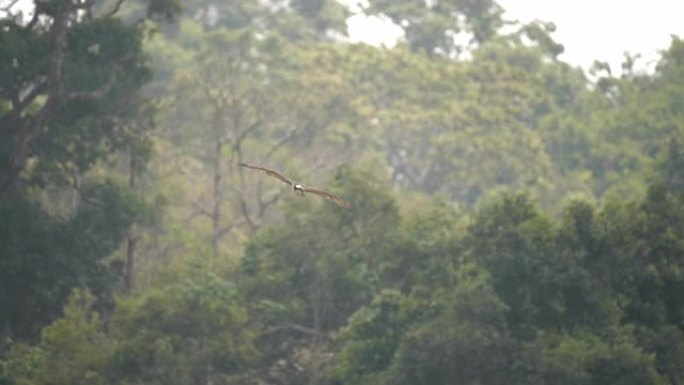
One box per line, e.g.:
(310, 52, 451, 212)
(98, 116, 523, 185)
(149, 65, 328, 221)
(239, 163, 293, 186)
(302, 187, 353, 208)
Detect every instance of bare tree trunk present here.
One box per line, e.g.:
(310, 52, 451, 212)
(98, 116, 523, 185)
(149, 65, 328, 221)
(211, 140, 223, 256)
(126, 224, 138, 292)
(125, 154, 138, 292)
(71, 172, 81, 213)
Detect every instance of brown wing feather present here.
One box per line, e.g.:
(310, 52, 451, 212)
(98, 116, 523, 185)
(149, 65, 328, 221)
(239, 163, 293, 186)
(302, 187, 353, 208)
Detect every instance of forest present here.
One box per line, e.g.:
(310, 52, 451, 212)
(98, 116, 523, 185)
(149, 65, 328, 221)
(2, 0, 684, 384)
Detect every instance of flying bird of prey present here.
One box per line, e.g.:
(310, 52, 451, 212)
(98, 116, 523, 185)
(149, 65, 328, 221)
(239, 163, 353, 208)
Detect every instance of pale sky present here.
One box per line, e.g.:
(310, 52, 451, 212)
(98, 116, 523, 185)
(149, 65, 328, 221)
(497, 0, 684, 73)
(4, 0, 683, 74)
(345, 0, 684, 74)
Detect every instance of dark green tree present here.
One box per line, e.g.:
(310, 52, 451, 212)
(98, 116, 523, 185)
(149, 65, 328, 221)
(0, 0, 178, 341)
(384, 264, 524, 385)
(0, 181, 146, 341)
(0, 0, 180, 193)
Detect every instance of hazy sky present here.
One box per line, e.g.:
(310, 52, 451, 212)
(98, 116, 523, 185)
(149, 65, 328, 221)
(346, 0, 684, 74)
(497, 0, 684, 72)
(4, 0, 682, 74)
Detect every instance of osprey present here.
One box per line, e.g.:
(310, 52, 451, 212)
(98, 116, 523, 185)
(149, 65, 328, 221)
(239, 163, 353, 208)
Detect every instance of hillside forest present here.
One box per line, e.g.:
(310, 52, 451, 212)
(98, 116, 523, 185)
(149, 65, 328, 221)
(2, 0, 684, 384)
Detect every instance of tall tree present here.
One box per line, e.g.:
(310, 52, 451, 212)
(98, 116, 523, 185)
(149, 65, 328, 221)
(0, 0, 179, 341)
(0, 0, 179, 194)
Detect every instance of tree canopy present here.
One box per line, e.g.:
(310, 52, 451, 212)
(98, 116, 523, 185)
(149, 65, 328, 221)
(2, 1, 684, 384)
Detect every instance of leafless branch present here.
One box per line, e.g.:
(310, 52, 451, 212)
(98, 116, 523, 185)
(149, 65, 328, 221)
(104, 0, 126, 17)
(25, 9, 40, 29)
(190, 201, 213, 218)
(218, 133, 232, 145)
(233, 118, 262, 149)
(0, 0, 20, 12)
(216, 217, 247, 238)
(264, 123, 307, 161)
(14, 80, 48, 113)
(227, 185, 258, 232)
(257, 190, 282, 219)
(238, 194, 256, 232)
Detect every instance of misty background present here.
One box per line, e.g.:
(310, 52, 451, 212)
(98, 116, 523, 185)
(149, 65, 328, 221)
(1, 0, 684, 384)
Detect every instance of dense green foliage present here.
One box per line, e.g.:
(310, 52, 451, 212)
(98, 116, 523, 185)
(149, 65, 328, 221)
(2, 0, 684, 384)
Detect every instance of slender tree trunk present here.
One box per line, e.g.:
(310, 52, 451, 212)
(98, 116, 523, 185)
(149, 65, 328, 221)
(211, 140, 223, 255)
(71, 172, 81, 213)
(125, 155, 138, 292)
(126, 224, 138, 292)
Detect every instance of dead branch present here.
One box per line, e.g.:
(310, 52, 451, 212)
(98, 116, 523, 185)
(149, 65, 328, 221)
(216, 217, 248, 238)
(238, 194, 256, 232)
(257, 189, 282, 219)
(25, 9, 40, 29)
(0, 0, 20, 12)
(104, 0, 126, 17)
(190, 201, 213, 218)
(264, 123, 307, 161)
